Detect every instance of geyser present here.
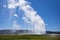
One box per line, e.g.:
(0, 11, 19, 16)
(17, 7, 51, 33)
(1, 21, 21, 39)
(3, 0, 46, 34)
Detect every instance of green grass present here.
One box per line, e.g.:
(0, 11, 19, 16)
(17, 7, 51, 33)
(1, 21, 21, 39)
(0, 34, 60, 40)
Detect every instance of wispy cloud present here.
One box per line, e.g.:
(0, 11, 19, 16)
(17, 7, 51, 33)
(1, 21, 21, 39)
(6, 0, 46, 34)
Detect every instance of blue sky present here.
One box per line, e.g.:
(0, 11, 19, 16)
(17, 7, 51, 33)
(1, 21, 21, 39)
(0, 0, 60, 32)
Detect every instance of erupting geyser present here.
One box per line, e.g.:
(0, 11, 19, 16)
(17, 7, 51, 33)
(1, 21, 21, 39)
(3, 0, 46, 34)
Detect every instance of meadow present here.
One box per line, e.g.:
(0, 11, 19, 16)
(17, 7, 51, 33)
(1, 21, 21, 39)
(0, 34, 60, 40)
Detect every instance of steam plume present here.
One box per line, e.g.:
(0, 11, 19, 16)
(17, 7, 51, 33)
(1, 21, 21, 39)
(7, 0, 46, 34)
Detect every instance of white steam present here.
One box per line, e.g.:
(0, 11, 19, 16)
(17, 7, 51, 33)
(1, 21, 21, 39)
(6, 0, 46, 34)
(14, 14, 18, 17)
(13, 20, 21, 30)
(3, 5, 6, 8)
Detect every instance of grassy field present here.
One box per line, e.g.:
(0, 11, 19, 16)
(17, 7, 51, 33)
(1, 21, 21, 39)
(0, 34, 60, 40)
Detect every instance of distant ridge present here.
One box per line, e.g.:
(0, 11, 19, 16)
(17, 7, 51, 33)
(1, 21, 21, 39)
(0, 30, 60, 34)
(46, 31, 60, 34)
(0, 30, 32, 34)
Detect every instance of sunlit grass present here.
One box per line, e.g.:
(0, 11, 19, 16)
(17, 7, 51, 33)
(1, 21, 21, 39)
(0, 34, 60, 40)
